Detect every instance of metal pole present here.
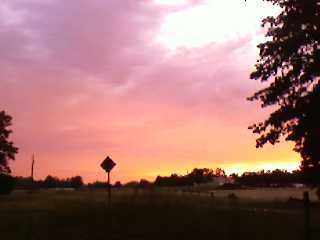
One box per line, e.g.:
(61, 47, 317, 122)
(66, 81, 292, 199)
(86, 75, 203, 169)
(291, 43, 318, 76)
(303, 191, 310, 240)
(107, 171, 111, 204)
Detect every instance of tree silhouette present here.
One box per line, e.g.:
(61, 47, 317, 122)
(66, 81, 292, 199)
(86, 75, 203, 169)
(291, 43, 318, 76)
(68, 176, 84, 188)
(0, 111, 18, 174)
(154, 168, 227, 187)
(41, 175, 84, 188)
(0, 174, 15, 194)
(249, 0, 320, 183)
(43, 175, 59, 188)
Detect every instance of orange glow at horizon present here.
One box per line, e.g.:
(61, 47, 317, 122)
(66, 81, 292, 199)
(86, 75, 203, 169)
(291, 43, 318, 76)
(11, 137, 301, 183)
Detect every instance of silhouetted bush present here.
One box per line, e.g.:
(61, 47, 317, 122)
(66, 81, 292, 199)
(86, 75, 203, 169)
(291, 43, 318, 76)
(139, 179, 153, 189)
(87, 181, 108, 189)
(287, 197, 304, 207)
(124, 181, 139, 188)
(0, 174, 15, 194)
(113, 181, 122, 188)
(14, 176, 33, 189)
(68, 176, 83, 188)
(227, 193, 238, 201)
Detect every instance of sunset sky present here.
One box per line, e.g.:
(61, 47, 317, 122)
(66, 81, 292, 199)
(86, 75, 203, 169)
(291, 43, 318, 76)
(1, 0, 300, 183)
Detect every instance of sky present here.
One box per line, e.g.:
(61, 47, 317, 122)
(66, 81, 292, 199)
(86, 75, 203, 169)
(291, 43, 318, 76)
(1, 0, 301, 183)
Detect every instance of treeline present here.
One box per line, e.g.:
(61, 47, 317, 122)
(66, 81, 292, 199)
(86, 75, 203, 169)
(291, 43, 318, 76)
(15, 175, 84, 189)
(11, 167, 316, 191)
(233, 170, 305, 188)
(152, 168, 314, 188)
(154, 168, 226, 187)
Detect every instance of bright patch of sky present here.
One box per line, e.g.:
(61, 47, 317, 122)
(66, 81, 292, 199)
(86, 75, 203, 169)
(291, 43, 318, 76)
(156, 0, 278, 49)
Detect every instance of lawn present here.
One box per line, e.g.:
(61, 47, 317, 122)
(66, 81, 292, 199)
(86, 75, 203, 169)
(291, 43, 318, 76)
(0, 189, 319, 240)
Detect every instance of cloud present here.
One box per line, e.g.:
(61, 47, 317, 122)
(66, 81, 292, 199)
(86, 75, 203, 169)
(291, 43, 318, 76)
(0, 0, 296, 182)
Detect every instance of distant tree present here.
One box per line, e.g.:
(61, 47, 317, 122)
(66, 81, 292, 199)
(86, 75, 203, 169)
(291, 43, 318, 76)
(139, 179, 152, 188)
(68, 176, 83, 188)
(0, 111, 18, 174)
(249, 0, 320, 184)
(114, 181, 122, 188)
(43, 175, 59, 188)
(214, 168, 226, 177)
(124, 181, 139, 188)
(236, 169, 304, 187)
(188, 168, 215, 184)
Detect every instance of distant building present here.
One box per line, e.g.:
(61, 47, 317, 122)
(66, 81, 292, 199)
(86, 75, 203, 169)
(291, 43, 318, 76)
(213, 176, 233, 186)
(193, 176, 232, 188)
(292, 183, 305, 188)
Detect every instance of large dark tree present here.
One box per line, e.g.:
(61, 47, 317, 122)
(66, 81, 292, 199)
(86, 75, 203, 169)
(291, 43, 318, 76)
(249, 1, 320, 183)
(0, 111, 18, 174)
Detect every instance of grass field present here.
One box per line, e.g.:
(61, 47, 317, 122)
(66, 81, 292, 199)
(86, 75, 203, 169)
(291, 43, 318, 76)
(1, 188, 319, 240)
(210, 188, 320, 201)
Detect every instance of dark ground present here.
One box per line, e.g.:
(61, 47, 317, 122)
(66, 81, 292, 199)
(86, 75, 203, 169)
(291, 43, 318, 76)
(0, 189, 319, 240)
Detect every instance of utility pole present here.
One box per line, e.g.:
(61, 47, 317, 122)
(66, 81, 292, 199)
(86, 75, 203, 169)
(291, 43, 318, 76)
(31, 153, 35, 181)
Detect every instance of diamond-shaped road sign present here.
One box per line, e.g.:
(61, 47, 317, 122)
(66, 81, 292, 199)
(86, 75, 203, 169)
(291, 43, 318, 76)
(100, 156, 116, 173)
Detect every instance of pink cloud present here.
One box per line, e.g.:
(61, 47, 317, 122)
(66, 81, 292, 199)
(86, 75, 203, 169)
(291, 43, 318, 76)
(0, 0, 298, 182)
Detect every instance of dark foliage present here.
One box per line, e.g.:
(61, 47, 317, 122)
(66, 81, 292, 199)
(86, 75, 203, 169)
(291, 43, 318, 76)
(12, 169, 309, 190)
(13, 176, 33, 189)
(0, 173, 15, 194)
(249, 0, 320, 184)
(235, 169, 304, 187)
(15, 175, 84, 189)
(41, 175, 84, 188)
(67, 176, 83, 188)
(114, 181, 123, 188)
(139, 179, 153, 188)
(227, 193, 238, 201)
(87, 181, 109, 189)
(123, 181, 139, 188)
(154, 168, 226, 187)
(0, 111, 18, 174)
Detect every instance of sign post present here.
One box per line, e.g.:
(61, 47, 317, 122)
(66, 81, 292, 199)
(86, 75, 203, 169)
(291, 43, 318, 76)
(100, 156, 116, 204)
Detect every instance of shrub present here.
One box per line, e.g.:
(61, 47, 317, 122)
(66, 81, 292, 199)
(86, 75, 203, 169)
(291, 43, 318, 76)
(227, 193, 238, 201)
(0, 174, 15, 195)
